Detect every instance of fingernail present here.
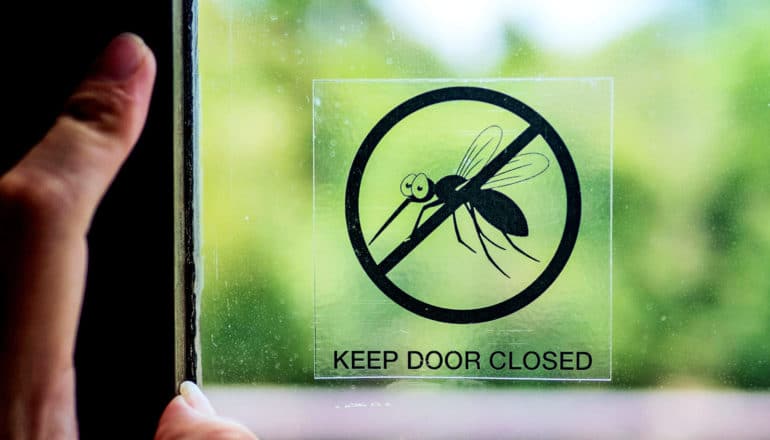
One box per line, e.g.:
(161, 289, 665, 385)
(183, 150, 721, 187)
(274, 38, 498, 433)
(179, 381, 216, 415)
(92, 33, 147, 81)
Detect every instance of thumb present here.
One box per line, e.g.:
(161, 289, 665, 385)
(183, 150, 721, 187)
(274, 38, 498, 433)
(179, 381, 217, 415)
(5, 32, 155, 233)
(155, 383, 259, 440)
(0, 33, 155, 437)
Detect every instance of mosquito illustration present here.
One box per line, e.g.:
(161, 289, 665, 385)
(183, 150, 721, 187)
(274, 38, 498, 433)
(368, 125, 550, 278)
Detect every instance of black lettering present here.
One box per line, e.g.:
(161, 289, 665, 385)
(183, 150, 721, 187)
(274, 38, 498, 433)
(384, 351, 398, 369)
(367, 351, 381, 369)
(542, 351, 558, 370)
(408, 351, 423, 369)
(466, 351, 481, 369)
(489, 351, 505, 370)
(334, 350, 349, 369)
(507, 351, 522, 370)
(425, 350, 443, 369)
(577, 352, 592, 370)
(445, 351, 462, 370)
(351, 350, 365, 369)
(523, 351, 540, 370)
(560, 351, 574, 370)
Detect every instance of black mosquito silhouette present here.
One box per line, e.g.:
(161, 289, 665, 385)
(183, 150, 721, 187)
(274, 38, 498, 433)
(368, 125, 549, 278)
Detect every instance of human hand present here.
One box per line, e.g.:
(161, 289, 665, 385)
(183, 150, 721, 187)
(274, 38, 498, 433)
(0, 33, 255, 439)
(155, 381, 256, 440)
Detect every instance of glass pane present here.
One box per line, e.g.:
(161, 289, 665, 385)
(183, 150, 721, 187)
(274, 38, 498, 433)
(199, 0, 770, 394)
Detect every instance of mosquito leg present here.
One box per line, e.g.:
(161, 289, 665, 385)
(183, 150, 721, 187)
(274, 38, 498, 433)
(502, 234, 540, 262)
(480, 228, 506, 250)
(452, 212, 475, 253)
(464, 204, 505, 250)
(468, 207, 510, 278)
(411, 200, 443, 236)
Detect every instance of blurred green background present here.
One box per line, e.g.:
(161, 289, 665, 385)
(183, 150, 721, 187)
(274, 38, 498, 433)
(199, 0, 770, 388)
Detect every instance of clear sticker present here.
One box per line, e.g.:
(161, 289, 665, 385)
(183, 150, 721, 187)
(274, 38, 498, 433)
(313, 79, 612, 380)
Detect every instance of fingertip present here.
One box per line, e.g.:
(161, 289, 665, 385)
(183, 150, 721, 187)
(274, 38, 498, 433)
(71, 32, 156, 124)
(119, 33, 157, 103)
(85, 32, 157, 120)
(179, 381, 217, 416)
(91, 33, 149, 81)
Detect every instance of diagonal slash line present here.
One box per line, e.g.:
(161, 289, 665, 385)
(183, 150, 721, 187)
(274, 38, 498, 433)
(377, 124, 541, 274)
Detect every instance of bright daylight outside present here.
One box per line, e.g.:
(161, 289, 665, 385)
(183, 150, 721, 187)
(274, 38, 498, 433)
(196, 0, 770, 437)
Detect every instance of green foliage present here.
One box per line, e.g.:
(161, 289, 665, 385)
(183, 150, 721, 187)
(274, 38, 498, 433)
(199, 0, 770, 389)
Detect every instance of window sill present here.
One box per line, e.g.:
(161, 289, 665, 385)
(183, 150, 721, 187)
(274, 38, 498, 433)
(207, 386, 770, 439)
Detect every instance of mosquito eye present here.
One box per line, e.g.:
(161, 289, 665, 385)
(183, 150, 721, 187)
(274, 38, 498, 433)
(412, 174, 430, 200)
(400, 174, 417, 197)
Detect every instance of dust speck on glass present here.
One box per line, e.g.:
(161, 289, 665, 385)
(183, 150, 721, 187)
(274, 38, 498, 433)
(199, 0, 770, 391)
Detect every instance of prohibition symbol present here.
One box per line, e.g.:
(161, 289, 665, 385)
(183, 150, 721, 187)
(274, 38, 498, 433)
(346, 87, 581, 324)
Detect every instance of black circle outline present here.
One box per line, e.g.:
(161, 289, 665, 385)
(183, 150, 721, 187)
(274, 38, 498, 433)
(345, 86, 581, 324)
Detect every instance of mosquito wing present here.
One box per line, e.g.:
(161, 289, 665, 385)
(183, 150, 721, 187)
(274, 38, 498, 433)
(456, 125, 503, 178)
(481, 152, 550, 190)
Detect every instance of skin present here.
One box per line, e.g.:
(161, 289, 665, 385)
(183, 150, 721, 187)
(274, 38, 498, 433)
(0, 34, 257, 440)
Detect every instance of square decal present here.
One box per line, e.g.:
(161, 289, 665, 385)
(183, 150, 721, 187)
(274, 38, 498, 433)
(313, 79, 612, 380)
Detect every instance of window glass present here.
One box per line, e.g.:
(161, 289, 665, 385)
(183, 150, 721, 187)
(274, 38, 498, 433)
(199, 0, 770, 392)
